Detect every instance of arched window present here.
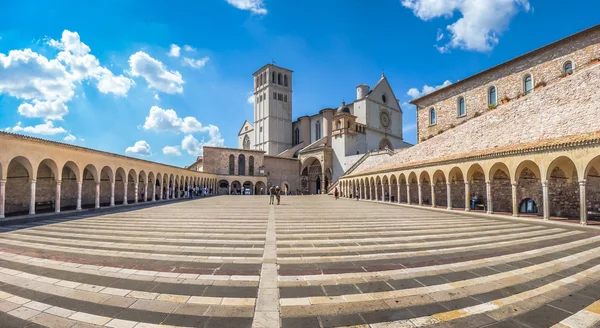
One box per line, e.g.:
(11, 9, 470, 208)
(229, 155, 235, 175)
(249, 156, 255, 176)
(336, 120, 341, 130)
(379, 138, 393, 150)
(429, 108, 436, 125)
(316, 120, 321, 139)
(564, 61, 573, 75)
(488, 86, 497, 106)
(278, 73, 282, 85)
(294, 127, 300, 145)
(243, 135, 250, 149)
(238, 154, 246, 176)
(523, 74, 533, 95)
(272, 72, 276, 83)
(457, 97, 466, 117)
(284, 74, 288, 87)
(519, 198, 538, 214)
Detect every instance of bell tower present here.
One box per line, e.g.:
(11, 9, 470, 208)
(252, 64, 293, 155)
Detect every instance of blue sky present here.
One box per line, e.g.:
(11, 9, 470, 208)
(1, 0, 598, 167)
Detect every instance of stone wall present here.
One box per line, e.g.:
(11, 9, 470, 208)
(433, 180, 447, 207)
(263, 156, 301, 193)
(202, 146, 265, 177)
(415, 26, 600, 142)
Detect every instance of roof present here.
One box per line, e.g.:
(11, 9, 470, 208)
(348, 63, 600, 177)
(237, 120, 254, 136)
(203, 145, 266, 154)
(410, 24, 600, 106)
(252, 63, 294, 76)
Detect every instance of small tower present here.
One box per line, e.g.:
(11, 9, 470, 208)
(252, 64, 293, 155)
(332, 101, 356, 138)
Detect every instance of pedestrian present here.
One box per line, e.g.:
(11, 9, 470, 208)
(269, 186, 275, 205)
(189, 186, 193, 199)
(334, 187, 339, 200)
(355, 190, 360, 201)
(275, 186, 281, 205)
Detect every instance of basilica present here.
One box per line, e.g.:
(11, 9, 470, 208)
(235, 64, 411, 194)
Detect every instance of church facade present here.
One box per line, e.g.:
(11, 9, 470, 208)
(238, 64, 412, 194)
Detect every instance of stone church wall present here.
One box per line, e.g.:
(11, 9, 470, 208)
(263, 156, 300, 193)
(415, 26, 600, 142)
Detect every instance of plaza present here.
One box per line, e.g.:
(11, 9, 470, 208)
(0, 196, 599, 327)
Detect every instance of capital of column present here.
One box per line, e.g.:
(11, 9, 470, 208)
(446, 182, 451, 186)
(464, 181, 470, 186)
(95, 181, 101, 186)
(541, 180, 548, 187)
(1, 179, 7, 185)
(579, 180, 587, 187)
(511, 181, 518, 187)
(485, 180, 491, 186)
(31, 179, 37, 184)
(56, 180, 62, 185)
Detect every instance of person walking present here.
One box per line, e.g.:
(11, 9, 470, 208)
(334, 187, 339, 200)
(269, 186, 275, 205)
(275, 186, 281, 205)
(355, 190, 360, 201)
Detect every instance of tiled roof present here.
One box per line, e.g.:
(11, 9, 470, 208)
(348, 64, 600, 177)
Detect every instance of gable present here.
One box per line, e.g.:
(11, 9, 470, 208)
(367, 77, 401, 112)
(238, 120, 254, 136)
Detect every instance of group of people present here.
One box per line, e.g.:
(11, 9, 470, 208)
(269, 186, 282, 205)
(187, 186, 211, 199)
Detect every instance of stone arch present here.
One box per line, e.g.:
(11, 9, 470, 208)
(514, 160, 542, 216)
(238, 154, 246, 176)
(231, 180, 241, 194)
(467, 164, 486, 211)
(5, 156, 34, 215)
(60, 161, 81, 211)
(408, 172, 418, 204)
(369, 177, 376, 200)
(546, 156, 579, 219)
(489, 162, 512, 214)
(218, 179, 229, 195)
(155, 173, 162, 200)
(375, 176, 382, 201)
(115, 167, 126, 205)
(128, 169, 137, 203)
(301, 157, 323, 194)
(81, 164, 99, 209)
(229, 154, 235, 175)
(99, 166, 114, 207)
(381, 175, 389, 201)
(419, 171, 432, 206)
(255, 181, 266, 195)
(249, 156, 255, 176)
(138, 170, 147, 202)
(390, 174, 398, 202)
(432, 169, 447, 207)
(448, 166, 465, 209)
(243, 181, 253, 195)
(584, 155, 600, 223)
(147, 171, 155, 201)
(35, 159, 59, 213)
(398, 173, 407, 203)
(379, 138, 393, 150)
(359, 178, 365, 199)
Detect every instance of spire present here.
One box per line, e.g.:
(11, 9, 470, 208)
(381, 70, 385, 79)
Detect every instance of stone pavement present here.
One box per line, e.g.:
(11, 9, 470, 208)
(0, 196, 599, 327)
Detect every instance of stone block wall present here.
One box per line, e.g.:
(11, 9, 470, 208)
(415, 27, 600, 142)
(202, 146, 265, 177)
(263, 156, 300, 193)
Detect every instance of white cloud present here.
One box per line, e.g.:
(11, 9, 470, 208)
(436, 29, 444, 41)
(181, 134, 203, 156)
(407, 80, 452, 99)
(5, 121, 67, 135)
(154, 93, 160, 101)
(168, 44, 181, 57)
(18, 100, 69, 120)
(162, 145, 182, 156)
(183, 45, 195, 52)
(182, 56, 209, 69)
(48, 30, 135, 95)
(226, 0, 267, 14)
(63, 134, 76, 142)
(128, 51, 184, 94)
(401, 0, 531, 52)
(247, 94, 255, 104)
(125, 140, 152, 156)
(143, 106, 214, 134)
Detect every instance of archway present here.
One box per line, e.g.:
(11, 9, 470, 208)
(515, 160, 542, 216)
(489, 163, 511, 214)
(255, 181, 266, 195)
(584, 156, 600, 223)
(432, 170, 447, 208)
(369, 177, 376, 200)
(467, 164, 486, 211)
(61, 161, 80, 211)
(231, 181, 241, 195)
(238, 155, 246, 176)
(155, 173, 162, 200)
(127, 169, 136, 203)
(399, 174, 407, 203)
(359, 179, 365, 199)
(390, 175, 398, 202)
(100, 166, 113, 206)
(35, 159, 59, 213)
(547, 156, 579, 219)
(115, 168, 126, 205)
(6, 157, 33, 216)
(147, 172, 155, 201)
(243, 181, 254, 195)
(138, 171, 147, 202)
(419, 171, 431, 206)
(408, 172, 418, 204)
(81, 164, 98, 209)
(218, 179, 229, 195)
(379, 138, 393, 150)
(301, 157, 323, 194)
(448, 167, 465, 209)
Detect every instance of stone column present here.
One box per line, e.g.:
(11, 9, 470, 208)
(29, 179, 36, 215)
(123, 183, 128, 205)
(511, 182, 518, 217)
(430, 184, 436, 207)
(446, 182, 452, 210)
(486, 180, 493, 214)
(159, 183, 164, 201)
(322, 168, 327, 194)
(397, 183, 401, 203)
(464, 181, 471, 211)
(55, 180, 62, 213)
(389, 184, 393, 202)
(375, 184, 379, 201)
(406, 183, 411, 204)
(542, 180, 550, 220)
(95, 181, 100, 209)
(417, 183, 423, 206)
(110, 182, 115, 207)
(580, 180, 587, 226)
(152, 182, 156, 201)
(134, 182, 139, 204)
(0, 179, 6, 219)
(76, 181, 82, 211)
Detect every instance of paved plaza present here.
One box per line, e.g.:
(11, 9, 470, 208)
(0, 196, 599, 327)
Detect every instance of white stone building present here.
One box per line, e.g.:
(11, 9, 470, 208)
(238, 64, 412, 194)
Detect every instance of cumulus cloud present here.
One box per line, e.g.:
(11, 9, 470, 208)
(182, 56, 209, 69)
(407, 80, 452, 99)
(5, 121, 67, 135)
(154, 93, 160, 101)
(168, 44, 181, 57)
(18, 100, 69, 121)
(125, 140, 152, 156)
(162, 145, 182, 156)
(180, 130, 224, 156)
(63, 134, 76, 142)
(401, 0, 531, 52)
(183, 45, 195, 52)
(128, 51, 184, 94)
(143, 105, 221, 135)
(226, 0, 267, 14)
(247, 94, 255, 104)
